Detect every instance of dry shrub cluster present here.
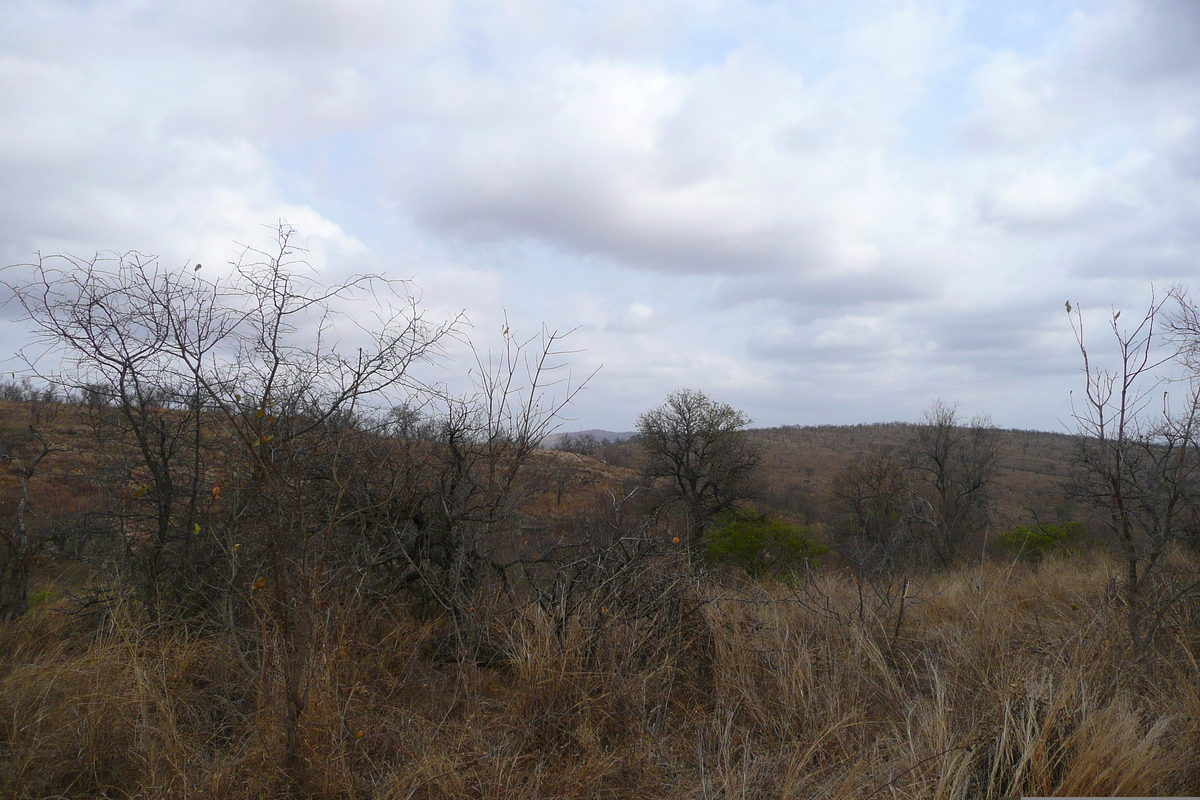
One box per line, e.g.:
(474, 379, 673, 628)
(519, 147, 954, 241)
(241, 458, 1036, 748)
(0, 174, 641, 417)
(2, 551, 1199, 799)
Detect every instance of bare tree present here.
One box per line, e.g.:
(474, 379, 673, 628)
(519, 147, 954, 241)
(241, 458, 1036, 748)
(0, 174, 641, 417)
(389, 324, 591, 622)
(830, 404, 998, 573)
(831, 445, 913, 576)
(0, 399, 69, 620)
(635, 388, 760, 553)
(1068, 296, 1200, 658)
(8, 226, 465, 784)
(7, 225, 592, 788)
(556, 431, 600, 457)
(8, 251, 242, 616)
(906, 401, 1000, 566)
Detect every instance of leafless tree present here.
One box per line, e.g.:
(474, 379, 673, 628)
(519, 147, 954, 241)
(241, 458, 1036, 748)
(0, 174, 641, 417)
(1068, 295, 1200, 658)
(0, 399, 69, 620)
(387, 324, 592, 625)
(7, 225, 592, 786)
(906, 401, 1000, 566)
(831, 445, 913, 576)
(831, 403, 998, 572)
(556, 431, 600, 457)
(8, 250, 242, 616)
(8, 226, 462, 782)
(635, 388, 760, 553)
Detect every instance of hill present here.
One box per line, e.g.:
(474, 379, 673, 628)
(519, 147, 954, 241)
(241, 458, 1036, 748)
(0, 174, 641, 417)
(553, 421, 1088, 535)
(540, 429, 637, 448)
(749, 423, 1085, 531)
(1, 400, 1088, 562)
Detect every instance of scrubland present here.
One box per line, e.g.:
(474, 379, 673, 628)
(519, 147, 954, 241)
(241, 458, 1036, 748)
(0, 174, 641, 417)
(4, 251, 1198, 798)
(3, 551, 1198, 799)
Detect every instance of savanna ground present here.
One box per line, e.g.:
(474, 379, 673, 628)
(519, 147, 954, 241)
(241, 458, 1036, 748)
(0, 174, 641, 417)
(4, 551, 1200, 798)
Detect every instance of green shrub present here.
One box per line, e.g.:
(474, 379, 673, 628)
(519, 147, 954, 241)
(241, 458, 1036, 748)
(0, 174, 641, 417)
(705, 509, 828, 578)
(28, 590, 54, 607)
(994, 522, 1093, 563)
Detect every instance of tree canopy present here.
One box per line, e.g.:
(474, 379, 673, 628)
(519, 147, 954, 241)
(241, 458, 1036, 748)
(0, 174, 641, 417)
(636, 388, 760, 549)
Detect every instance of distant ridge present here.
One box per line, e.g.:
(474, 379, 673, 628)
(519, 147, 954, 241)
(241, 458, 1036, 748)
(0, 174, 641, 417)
(540, 429, 637, 448)
(542, 421, 1082, 526)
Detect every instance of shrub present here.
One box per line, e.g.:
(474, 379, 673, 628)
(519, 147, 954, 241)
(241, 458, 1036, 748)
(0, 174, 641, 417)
(994, 522, 1093, 563)
(705, 509, 827, 578)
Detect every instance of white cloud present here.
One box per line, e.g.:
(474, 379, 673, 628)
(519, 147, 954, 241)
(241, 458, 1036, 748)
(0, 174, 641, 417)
(3, 0, 1200, 431)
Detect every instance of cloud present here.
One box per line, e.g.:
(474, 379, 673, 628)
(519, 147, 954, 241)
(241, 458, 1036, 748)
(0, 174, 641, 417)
(379, 3, 967, 290)
(2, 0, 1199, 432)
(0, 1, 372, 274)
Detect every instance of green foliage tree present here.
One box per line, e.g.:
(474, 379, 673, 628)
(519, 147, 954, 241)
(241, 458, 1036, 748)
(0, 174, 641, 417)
(705, 508, 826, 578)
(635, 389, 760, 552)
(993, 522, 1093, 563)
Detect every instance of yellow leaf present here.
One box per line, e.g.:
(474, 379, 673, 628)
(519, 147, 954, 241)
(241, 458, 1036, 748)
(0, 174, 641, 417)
(255, 408, 266, 418)
(133, 485, 147, 499)
(193, 523, 202, 536)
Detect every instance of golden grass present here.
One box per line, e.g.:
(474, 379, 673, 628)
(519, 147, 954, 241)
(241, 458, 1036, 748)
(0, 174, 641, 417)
(2, 553, 1198, 799)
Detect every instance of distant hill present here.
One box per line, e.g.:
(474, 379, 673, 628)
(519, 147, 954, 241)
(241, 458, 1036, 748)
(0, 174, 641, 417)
(11, 390, 1077, 541)
(540, 429, 637, 448)
(747, 423, 1085, 530)
(541, 421, 1088, 533)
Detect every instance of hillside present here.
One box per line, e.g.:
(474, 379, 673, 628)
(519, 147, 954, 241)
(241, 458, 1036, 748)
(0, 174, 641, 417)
(556, 422, 1089, 536)
(749, 423, 1085, 531)
(3, 401, 1090, 565)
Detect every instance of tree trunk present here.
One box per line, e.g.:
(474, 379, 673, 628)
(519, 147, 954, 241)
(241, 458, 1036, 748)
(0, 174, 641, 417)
(689, 509, 707, 562)
(1125, 554, 1145, 659)
(1, 466, 38, 621)
(0, 547, 30, 621)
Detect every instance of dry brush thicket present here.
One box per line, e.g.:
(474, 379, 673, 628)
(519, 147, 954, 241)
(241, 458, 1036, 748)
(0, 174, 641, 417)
(3, 240, 1200, 797)
(3, 554, 1200, 798)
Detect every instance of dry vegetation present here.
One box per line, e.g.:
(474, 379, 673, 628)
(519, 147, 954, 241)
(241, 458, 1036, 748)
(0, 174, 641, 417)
(2, 401, 1200, 798)
(576, 424, 1089, 546)
(3, 551, 1200, 798)
(4, 244, 1200, 798)
(748, 424, 1086, 532)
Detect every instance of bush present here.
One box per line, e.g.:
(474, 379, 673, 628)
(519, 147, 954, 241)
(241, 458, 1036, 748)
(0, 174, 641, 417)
(994, 522, 1093, 563)
(705, 509, 827, 578)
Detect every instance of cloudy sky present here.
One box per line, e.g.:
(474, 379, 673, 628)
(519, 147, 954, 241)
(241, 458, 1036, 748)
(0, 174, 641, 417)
(2, 0, 1198, 432)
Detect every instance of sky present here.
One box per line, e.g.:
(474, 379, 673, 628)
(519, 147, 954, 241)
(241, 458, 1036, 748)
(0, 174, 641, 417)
(2, 0, 1199, 433)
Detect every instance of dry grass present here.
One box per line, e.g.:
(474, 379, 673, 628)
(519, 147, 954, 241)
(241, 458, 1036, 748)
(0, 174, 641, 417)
(2, 553, 1199, 799)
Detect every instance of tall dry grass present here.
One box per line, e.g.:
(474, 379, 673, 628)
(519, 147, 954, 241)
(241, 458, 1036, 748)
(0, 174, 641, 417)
(2, 552, 1198, 799)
